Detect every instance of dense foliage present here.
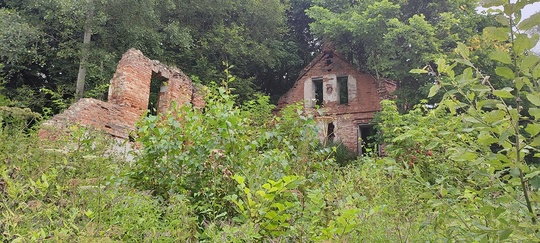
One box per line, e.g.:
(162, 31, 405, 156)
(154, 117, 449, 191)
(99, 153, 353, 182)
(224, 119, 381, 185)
(306, 0, 498, 110)
(0, 0, 509, 115)
(0, 0, 316, 112)
(1, 0, 540, 242)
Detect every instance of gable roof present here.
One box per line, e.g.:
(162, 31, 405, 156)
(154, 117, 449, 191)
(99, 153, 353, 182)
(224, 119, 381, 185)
(296, 46, 353, 82)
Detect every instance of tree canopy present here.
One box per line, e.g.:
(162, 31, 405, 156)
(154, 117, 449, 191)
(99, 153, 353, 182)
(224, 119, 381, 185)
(306, 0, 497, 109)
(0, 0, 535, 113)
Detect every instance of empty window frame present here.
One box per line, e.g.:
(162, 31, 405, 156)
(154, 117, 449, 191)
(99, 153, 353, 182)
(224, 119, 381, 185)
(327, 122, 335, 144)
(337, 76, 348, 105)
(313, 78, 323, 107)
(148, 73, 168, 116)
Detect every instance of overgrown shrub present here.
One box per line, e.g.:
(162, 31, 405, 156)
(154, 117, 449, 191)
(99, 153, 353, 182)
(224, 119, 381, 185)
(129, 78, 327, 225)
(326, 141, 358, 167)
(0, 126, 198, 242)
(377, 1, 540, 239)
(0, 106, 41, 131)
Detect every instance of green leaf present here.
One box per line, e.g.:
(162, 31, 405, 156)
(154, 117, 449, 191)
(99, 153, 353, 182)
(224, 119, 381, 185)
(410, 69, 428, 74)
(495, 14, 510, 26)
(527, 93, 540, 106)
(456, 42, 470, 58)
(533, 64, 540, 79)
(492, 89, 514, 99)
(234, 175, 245, 184)
(495, 66, 514, 79)
(514, 34, 535, 54)
(532, 136, 540, 147)
(530, 175, 540, 190)
(525, 123, 540, 137)
(428, 85, 439, 98)
(480, 0, 506, 8)
(525, 170, 540, 179)
(265, 210, 277, 219)
(271, 202, 286, 212)
(515, 77, 524, 91)
(530, 34, 540, 51)
(461, 151, 478, 161)
(518, 11, 540, 30)
(478, 132, 498, 146)
(483, 27, 508, 41)
(84, 209, 94, 218)
(498, 229, 513, 240)
(520, 55, 540, 69)
(436, 58, 447, 73)
(484, 109, 507, 123)
(455, 58, 474, 67)
(466, 92, 475, 100)
(477, 99, 502, 109)
(529, 108, 540, 120)
(489, 50, 512, 64)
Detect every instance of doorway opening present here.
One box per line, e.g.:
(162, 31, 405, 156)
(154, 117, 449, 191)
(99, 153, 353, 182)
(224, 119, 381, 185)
(358, 124, 378, 156)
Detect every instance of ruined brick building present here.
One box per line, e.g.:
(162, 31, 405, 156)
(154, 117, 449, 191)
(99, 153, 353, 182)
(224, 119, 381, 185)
(39, 49, 205, 139)
(277, 46, 396, 155)
(39, 47, 395, 156)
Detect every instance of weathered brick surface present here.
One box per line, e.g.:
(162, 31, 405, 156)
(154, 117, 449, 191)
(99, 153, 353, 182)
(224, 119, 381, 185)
(39, 49, 204, 140)
(277, 48, 396, 154)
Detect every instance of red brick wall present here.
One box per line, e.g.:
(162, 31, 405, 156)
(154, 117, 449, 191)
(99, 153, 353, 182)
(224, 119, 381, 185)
(40, 49, 204, 140)
(108, 49, 153, 112)
(154, 67, 196, 114)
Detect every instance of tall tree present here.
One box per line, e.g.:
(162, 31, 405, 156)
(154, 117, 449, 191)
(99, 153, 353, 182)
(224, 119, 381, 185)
(75, 0, 96, 101)
(159, 0, 296, 101)
(0, 8, 43, 84)
(306, 0, 494, 110)
(1, 0, 106, 111)
(0, 0, 312, 111)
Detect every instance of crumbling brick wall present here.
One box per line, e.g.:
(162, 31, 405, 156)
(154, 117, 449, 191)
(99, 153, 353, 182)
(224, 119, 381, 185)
(39, 48, 205, 140)
(277, 48, 395, 154)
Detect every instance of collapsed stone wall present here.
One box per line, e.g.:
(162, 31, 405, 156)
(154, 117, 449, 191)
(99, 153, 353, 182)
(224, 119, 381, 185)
(39, 48, 205, 140)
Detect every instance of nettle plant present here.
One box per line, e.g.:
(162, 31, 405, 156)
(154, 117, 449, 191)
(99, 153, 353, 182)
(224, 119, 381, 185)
(409, 0, 540, 240)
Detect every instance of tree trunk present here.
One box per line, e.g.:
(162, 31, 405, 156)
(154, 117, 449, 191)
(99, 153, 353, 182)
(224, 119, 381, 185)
(75, 3, 93, 101)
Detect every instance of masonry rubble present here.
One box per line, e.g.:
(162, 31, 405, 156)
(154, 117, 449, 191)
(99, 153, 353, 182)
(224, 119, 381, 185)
(39, 48, 205, 140)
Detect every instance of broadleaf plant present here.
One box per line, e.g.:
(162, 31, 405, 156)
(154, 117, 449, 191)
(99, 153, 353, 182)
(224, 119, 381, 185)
(404, 0, 540, 239)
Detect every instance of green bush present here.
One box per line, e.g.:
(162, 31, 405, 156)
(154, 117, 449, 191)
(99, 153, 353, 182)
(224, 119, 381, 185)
(129, 79, 327, 226)
(325, 141, 357, 167)
(377, 1, 540, 239)
(0, 106, 41, 131)
(0, 126, 198, 242)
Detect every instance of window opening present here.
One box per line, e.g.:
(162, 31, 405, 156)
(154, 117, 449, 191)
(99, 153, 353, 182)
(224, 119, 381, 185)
(313, 79, 323, 107)
(338, 76, 348, 105)
(148, 73, 168, 116)
(327, 122, 335, 144)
